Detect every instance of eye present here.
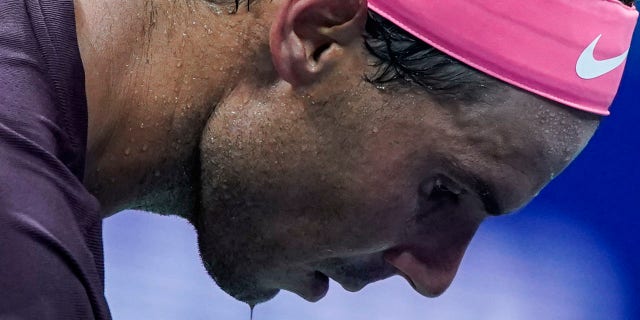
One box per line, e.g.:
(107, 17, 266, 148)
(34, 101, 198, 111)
(418, 175, 464, 207)
(415, 175, 466, 222)
(435, 177, 461, 194)
(421, 174, 462, 196)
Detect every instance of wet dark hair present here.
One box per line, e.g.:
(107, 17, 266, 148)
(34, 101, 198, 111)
(229, 0, 493, 103)
(363, 11, 498, 104)
(364, 0, 635, 104)
(233, 0, 633, 104)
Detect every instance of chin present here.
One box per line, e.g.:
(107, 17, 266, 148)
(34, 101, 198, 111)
(205, 267, 281, 305)
(231, 287, 281, 306)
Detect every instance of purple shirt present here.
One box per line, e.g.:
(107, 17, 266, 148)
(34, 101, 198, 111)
(0, 0, 110, 318)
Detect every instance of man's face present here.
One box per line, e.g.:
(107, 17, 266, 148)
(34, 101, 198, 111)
(193, 37, 598, 305)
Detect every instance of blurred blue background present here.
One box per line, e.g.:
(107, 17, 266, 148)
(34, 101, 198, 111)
(102, 102, 639, 319)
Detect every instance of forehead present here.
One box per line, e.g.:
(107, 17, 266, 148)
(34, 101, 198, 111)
(442, 86, 597, 213)
(361, 81, 595, 215)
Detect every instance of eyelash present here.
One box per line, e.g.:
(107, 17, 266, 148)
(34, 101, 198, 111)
(434, 178, 452, 192)
(420, 175, 462, 198)
(415, 175, 463, 223)
(431, 178, 461, 202)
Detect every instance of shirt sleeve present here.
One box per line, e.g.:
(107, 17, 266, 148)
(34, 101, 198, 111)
(0, 209, 98, 319)
(0, 122, 109, 320)
(0, 1, 110, 317)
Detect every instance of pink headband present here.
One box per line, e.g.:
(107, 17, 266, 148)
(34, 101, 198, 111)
(367, 0, 639, 115)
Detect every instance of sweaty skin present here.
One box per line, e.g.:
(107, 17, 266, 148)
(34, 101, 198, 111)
(75, 0, 599, 305)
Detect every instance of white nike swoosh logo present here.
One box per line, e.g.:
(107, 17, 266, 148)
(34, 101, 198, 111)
(576, 34, 629, 80)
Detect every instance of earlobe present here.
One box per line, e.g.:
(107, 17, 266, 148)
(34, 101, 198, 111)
(269, 0, 368, 87)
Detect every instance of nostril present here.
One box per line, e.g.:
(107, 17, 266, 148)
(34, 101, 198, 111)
(383, 248, 460, 298)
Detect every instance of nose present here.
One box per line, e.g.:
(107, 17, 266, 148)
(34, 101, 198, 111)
(383, 222, 479, 297)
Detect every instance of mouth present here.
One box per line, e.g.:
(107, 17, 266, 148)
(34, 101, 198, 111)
(312, 255, 399, 295)
(291, 271, 330, 302)
(307, 271, 330, 302)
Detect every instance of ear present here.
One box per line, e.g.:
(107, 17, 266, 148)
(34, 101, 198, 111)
(269, 0, 368, 87)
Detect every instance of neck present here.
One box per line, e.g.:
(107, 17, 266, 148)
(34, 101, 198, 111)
(74, 0, 275, 218)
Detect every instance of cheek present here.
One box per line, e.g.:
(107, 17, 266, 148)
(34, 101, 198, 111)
(198, 84, 434, 260)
